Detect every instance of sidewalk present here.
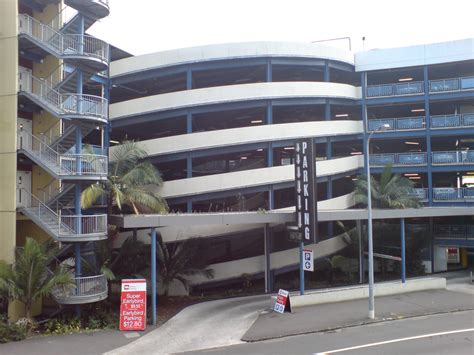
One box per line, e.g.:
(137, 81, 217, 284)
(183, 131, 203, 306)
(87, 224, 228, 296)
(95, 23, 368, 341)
(242, 288, 474, 342)
(0, 275, 472, 354)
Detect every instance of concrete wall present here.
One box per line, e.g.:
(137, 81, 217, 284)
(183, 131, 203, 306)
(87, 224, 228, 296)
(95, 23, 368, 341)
(110, 82, 361, 120)
(289, 277, 447, 308)
(127, 120, 363, 158)
(355, 38, 474, 72)
(111, 41, 354, 78)
(0, 0, 19, 263)
(156, 155, 363, 199)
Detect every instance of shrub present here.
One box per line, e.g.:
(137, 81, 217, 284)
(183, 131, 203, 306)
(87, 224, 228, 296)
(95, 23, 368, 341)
(0, 315, 27, 343)
(43, 317, 81, 335)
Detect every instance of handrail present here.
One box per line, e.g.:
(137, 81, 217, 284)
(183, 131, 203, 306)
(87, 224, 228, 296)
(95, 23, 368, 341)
(367, 76, 474, 98)
(52, 274, 107, 300)
(433, 187, 474, 201)
(431, 150, 474, 165)
(368, 113, 474, 131)
(18, 188, 107, 237)
(370, 152, 427, 166)
(19, 71, 108, 120)
(19, 13, 109, 63)
(48, 5, 78, 31)
(18, 129, 108, 176)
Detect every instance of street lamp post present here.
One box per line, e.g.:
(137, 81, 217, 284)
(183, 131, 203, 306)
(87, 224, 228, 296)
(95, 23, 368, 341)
(366, 124, 390, 320)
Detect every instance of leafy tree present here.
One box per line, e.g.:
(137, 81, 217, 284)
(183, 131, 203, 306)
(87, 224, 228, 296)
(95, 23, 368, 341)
(81, 140, 168, 215)
(0, 238, 73, 326)
(155, 236, 214, 296)
(354, 164, 422, 209)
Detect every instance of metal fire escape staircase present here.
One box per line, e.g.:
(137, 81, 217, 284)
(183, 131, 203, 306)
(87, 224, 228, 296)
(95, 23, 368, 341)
(17, 0, 110, 304)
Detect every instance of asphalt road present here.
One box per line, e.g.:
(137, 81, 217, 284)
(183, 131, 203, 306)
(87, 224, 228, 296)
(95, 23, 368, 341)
(186, 310, 474, 355)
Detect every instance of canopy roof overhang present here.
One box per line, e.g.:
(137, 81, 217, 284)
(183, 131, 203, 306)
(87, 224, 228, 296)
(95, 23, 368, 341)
(109, 207, 474, 229)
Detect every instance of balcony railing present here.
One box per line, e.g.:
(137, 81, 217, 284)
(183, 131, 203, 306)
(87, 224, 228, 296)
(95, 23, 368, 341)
(367, 81, 424, 98)
(19, 14, 109, 64)
(20, 72, 108, 122)
(368, 116, 425, 131)
(18, 130, 108, 177)
(411, 188, 474, 202)
(366, 76, 474, 98)
(409, 188, 429, 201)
(370, 151, 473, 167)
(52, 274, 108, 304)
(432, 187, 474, 202)
(370, 152, 427, 167)
(433, 225, 474, 238)
(431, 150, 474, 165)
(429, 76, 474, 93)
(368, 113, 474, 132)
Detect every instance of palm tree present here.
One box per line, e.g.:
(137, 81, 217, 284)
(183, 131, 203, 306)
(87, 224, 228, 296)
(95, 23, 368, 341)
(81, 140, 168, 215)
(155, 235, 214, 296)
(354, 164, 422, 209)
(0, 238, 73, 325)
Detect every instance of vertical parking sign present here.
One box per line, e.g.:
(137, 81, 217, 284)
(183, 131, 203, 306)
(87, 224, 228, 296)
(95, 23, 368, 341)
(303, 249, 314, 272)
(120, 279, 147, 331)
(294, 139, 318, 243)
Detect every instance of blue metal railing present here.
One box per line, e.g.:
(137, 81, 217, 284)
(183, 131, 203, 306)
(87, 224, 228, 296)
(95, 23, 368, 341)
(367, 76, 474, 97)
(430, 76, 474, 93)
(410, 188, 429, 201)
(370, 152, 427, 167)
(368, 113, 474, 131)
(433, 224, 474, 238)
(367, 81, 424, 97)
(433, 187, 474, 201)
(432, 150, 474, 165)
(411, 188, 474, 203)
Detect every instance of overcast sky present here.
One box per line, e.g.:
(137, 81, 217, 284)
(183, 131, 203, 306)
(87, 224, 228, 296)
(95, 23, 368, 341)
(88, 0, 474, 56)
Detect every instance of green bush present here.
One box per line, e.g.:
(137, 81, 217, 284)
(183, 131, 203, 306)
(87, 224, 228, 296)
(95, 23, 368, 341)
(44, 318, 81, 335)
(0, 315, 27, 343)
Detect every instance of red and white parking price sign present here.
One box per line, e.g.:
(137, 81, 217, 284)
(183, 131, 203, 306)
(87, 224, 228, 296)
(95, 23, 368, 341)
(273, 289, 291, 314)
(119, 279, 147, 331)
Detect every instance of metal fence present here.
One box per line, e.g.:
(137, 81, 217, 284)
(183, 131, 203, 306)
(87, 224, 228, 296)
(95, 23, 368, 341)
(19, 14, 109, 63)
(53, 274, 108, 301)
(370, 152, 427, 166)
(367, 76, 474, 98)
(368, 113, 474, 132)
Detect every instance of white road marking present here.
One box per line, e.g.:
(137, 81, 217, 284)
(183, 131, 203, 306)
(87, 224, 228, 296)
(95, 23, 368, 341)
(314, 328, 474, 354)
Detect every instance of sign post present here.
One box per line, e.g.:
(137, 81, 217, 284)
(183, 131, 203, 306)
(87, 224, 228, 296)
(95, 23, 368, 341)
(119, 279, 147, 331)
(294, 139, 317, 295)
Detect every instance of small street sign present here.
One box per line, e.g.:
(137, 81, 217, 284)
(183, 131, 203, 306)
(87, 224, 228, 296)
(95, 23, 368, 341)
(120, 279, 147, 331)
(273, 289, 292, 314)
(302, 249, 314, 271)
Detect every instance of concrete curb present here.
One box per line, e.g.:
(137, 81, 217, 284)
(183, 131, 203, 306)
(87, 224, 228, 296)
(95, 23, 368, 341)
(271, 277, 446, 309)
(243, 308, 474, 342)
